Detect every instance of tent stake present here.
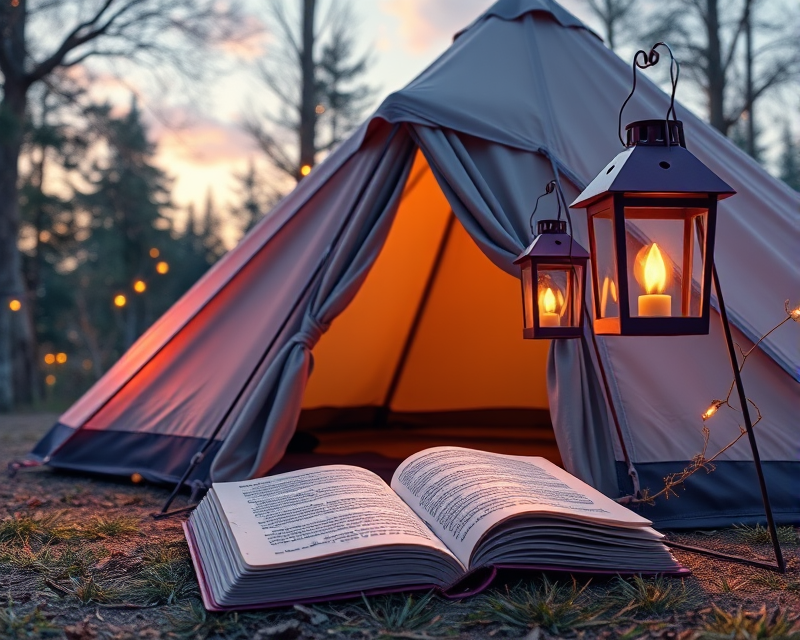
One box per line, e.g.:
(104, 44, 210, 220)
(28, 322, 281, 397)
(710, 262, 785, 573)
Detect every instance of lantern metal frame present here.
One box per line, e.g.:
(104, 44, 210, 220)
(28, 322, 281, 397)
(583, 187, 719, 336)
(515, 181, 589, 340)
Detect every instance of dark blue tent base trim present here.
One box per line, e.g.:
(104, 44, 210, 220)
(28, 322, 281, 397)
(30, 422, 221, 486)
(618, 460, 800, 529)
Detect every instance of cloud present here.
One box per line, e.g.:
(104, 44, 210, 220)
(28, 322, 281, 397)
(382, 0, 493, 54)
(149, 106, 256, 166)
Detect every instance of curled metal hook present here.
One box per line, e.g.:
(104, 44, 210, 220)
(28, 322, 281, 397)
(618, 42, 680, 147)
(529, 180, 562, 237)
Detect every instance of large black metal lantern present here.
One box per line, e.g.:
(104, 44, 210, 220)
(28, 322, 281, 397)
(570, 119, 735, 336)
(514, 219, 589, 340)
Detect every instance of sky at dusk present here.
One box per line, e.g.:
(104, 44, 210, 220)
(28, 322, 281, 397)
(92, 0, 594, 242)
(83, 0, 791, 245)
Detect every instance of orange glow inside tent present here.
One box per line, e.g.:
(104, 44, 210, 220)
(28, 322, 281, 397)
(299, 151, 560, 465)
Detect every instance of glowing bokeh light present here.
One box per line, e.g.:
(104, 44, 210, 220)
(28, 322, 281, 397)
(114, 294, 127, 307)
(8, 299, 21, 312)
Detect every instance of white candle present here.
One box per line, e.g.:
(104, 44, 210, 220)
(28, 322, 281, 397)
(637, 243, 672, 317)
(540, 312, 560, 327)
(638, 294, 672, 317)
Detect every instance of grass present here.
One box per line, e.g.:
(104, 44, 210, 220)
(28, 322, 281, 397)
(81, 515, 140, 539)
(315, 591, 450, 638)
(68, 574, 118, 605)
(124, 544, 198, 606)
(694, 606, 800, 639)
(167, 600, 272, 640)
(733, 524, 798, 545)
(355, 591, 447, 636)
(0, 512, 140, 546)
(609, 575, 699, 617)
(474, 577, 600, 634)
(0, 598, 59, 639)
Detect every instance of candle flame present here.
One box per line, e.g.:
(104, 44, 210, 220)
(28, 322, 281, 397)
(643, 243, 667, 294)
(542, 287, 557, 313)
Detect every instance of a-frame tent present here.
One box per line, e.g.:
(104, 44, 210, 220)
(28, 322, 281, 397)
(31, 0, 799, 528)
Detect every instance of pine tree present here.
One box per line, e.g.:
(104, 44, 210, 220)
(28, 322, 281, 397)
(229, 159, 276, 241)
(202, 189, 227, 263)
(77, 97, 173, 352)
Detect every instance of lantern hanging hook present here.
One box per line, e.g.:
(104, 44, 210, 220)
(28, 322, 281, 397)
(618, 42, 680, 147)
(529, 179, 562, 237)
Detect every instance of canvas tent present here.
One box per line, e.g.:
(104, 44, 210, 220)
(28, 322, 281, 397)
(31, 0, 799, 528)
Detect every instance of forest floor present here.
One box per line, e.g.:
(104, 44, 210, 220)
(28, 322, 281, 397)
(1, 413, 799, 640)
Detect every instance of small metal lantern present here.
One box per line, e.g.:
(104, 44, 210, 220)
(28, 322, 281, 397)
(570, 119, 735, 336)
(514, 219, 589, 339)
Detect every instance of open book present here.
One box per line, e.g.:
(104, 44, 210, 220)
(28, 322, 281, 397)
(184, 447, 686, 611)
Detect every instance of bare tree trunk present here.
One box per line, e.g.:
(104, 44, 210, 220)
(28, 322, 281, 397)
(744, 3, 756, 157)
(705, 0, 727, 134)
(0, 87, 29, 411)
(298, 0, 317, 179)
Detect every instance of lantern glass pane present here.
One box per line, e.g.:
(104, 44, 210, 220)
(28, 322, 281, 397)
(537, 265, 582, 328)
(590, 213, 619, 320)
(624, 206, 708, 319)
(521, 263, 534, 329)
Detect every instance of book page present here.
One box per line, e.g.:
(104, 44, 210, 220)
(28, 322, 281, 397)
(212, 465, 461, 569)
(391, 447, 652, 568)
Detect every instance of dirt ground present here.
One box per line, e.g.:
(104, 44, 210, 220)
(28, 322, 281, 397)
(1, 413, 798, 639)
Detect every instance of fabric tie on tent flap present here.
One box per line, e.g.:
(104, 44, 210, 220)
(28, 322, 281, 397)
(208, 125, 417, 482)
(296, 315, 329, 351)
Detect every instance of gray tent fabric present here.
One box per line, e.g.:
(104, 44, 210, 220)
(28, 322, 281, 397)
(211, 127, 416, 481)
(29, 0, 799, 528)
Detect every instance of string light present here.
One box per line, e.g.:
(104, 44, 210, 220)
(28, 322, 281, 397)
(315, 104, 325, 114)
(44, 353, 55, 365)
(8, 299, 21, 312)
(45, 374, 56, 385)
(300, 164, 312, 176)
(133, 280, 147, 293)
(56, 353, 67, 364)
(620, 300, 798, 506)
(131, 473, 143, 484)
(149, 248, 160, 258)
(39, 230, 51, 243)
(156, 261, 169, 274)
(114, 294, 127, 307)
(702, 400, 723, 421)
(82, 359, 93, 371)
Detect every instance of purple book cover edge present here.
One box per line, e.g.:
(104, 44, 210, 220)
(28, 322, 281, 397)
(183, 521, 690, 613)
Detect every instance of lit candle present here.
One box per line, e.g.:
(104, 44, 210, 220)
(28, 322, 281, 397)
(539, 287, 560, 327)
(637, 243, 671, 317)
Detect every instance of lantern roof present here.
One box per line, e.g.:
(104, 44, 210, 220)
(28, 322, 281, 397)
(514, 220, 590, 263)
(570, 120, 736, 209)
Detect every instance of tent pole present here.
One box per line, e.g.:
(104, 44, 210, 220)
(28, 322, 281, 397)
(376, 211, 456, 426)
(711, 263, 786, 573)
